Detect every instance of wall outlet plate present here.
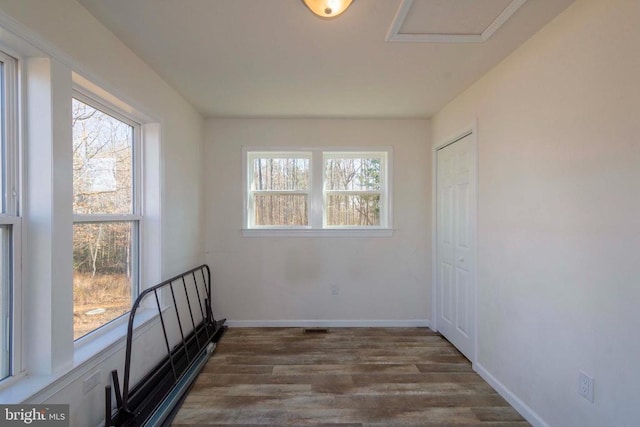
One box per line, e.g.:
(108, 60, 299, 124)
(83, 370, 101, 395)
(578, 370, 594, 403)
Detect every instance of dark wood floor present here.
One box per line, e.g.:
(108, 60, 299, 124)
(172, 327, 529, 426)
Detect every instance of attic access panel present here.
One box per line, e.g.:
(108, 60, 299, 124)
(387, 0, 527, 43)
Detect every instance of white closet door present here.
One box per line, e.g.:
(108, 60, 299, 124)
(436, 133, 476, 360)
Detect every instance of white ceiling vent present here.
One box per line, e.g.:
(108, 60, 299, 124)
(386, 0, 528, 43)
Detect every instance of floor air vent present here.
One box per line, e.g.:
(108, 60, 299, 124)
(303, 328, 329, 334)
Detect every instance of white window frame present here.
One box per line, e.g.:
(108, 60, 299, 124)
(243, 147, 393, 237)
(323, 151, 389, 229)
(71, 90, 143, 342)
(0, 50, 21, 382)
(246, 151, 312, 229)
(0, 24, 164, 400)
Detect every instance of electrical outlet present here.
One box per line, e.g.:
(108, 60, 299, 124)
(83, 370, 101, 395)
(331, 285, 339, 295)
(578, 370, 594, 403)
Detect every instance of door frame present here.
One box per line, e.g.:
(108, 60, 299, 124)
(431, 121, 479, 365)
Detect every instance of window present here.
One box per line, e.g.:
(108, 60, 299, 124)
(72, 95, 141, 340)
(247, 152, 311, 227)
(244, 148, 391, 234)
(0, 51, 19, 381)
(324, 153, 386, 227)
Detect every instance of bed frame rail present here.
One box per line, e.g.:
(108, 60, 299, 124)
(105, 264, 226, 427)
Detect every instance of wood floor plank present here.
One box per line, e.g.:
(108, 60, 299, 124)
(172, 328, 529, 426)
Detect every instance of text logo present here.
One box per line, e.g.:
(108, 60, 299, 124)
(0, 405, 69, 426)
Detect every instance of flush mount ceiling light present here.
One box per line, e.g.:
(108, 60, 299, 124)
(302, 0, 354, 19)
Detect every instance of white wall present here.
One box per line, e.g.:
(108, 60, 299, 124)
(205, 119, 431, 326)
(431, 0, 640, 425)
(0, 0, 205, 425)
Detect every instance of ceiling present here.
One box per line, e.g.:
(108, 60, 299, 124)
(77, 0, 574, 119)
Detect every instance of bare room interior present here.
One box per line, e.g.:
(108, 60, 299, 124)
(0, 0, 637, 426)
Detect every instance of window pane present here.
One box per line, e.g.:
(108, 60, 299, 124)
(254, 194, 308, 226)
(0, 61, 5, 214)
(326, 194, 380, 226)
(72, 98, 133, 215)
(325, 158, 381, 191)
(0, 226, 10, 380)
(252, 158, 309, 191)
(73, 222, 135, 340)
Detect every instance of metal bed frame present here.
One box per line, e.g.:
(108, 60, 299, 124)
(105, 264, 226, 427)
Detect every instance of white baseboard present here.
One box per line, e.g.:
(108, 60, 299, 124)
(474, 363, 550, 427)
(225, 319, 432, 328)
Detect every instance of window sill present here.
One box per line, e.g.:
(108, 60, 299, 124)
(73, 308, 160, 366)
(242, 228, 394, 238)
(0, 308, 162, 404)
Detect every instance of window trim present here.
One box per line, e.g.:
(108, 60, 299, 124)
(71, 90, 143, 342)
(242, 147, 393, 237)
(0, 20, 163, 394)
